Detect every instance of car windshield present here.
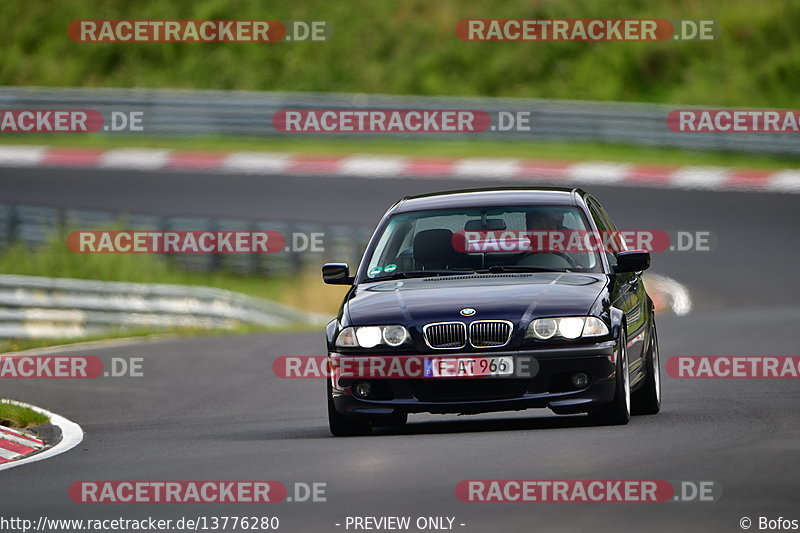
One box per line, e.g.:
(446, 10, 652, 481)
(362, 205, 604, 281)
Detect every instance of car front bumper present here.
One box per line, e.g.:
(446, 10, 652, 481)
(329, 341, 619, 419)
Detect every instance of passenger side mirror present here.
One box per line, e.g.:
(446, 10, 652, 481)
(614, 251, 650, 273)
(322, 263, 354, 285)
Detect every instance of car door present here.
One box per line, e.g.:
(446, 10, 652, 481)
(587, 197, 648, 382)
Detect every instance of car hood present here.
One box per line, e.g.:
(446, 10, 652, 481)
(345, 272, 607, 326)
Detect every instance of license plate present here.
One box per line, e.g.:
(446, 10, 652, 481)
(424, 356, 514, 378)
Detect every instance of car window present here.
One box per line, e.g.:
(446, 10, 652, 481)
(588, 199, 624, 269)
(363, 205, 602, 279)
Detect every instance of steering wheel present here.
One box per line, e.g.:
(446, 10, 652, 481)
(516, 251, 579, 269)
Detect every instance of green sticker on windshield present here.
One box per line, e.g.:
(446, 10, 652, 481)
(384, 264, 397, 273)
(368, 266, 383, 277)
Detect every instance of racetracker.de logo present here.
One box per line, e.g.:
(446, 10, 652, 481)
(666, 356, 800, 378)
(70, 481, 287, 503)
(667, 110, 800, 132)
(0, 110, 143, 133)
(68, 20, 330, 43)
(0, 356, 104, 378)
(273, 110, 493, 133)
(69, 20, 283, 42)
(0, 110, 103, 132)
(457, 480, 674, 502)
(456, 19, 717, 41)
(451, 229, 670, 253)
(66, 231, 287, 254)
(273, 355, 538, 379)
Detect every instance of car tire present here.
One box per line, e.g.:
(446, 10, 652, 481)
(327, 380, 372, 436)
(631, 321, 661, 415)
(588, 327, 631, 426)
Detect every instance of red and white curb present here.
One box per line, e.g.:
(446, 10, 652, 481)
(0, 399, 83, 472)
(1, 145, 799, 193)
(0, 425, 44, 464)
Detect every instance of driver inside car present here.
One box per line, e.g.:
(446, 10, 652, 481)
(517, 209, 583, 269)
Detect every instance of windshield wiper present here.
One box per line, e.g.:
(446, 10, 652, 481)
(367, 269, 475, 281)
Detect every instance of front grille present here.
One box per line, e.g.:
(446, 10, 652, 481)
(409, 379, 529, 402)
(469, 320, 513, 347)
(423, 322, 467, 349)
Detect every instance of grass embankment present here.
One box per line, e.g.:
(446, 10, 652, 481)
(1, 0, 799, 107)
(0, 237, 347, 311)
(3, 1, 799, 169)
(0, 236, 348, 353)
(1, 135, 799, 169)
(0, 401, 50, 428)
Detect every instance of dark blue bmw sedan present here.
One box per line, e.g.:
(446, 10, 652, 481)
(323, 187, 661, 436)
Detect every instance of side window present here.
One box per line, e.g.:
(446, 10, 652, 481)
(588, 201, 618, 270)
(595, 201, 628, 254)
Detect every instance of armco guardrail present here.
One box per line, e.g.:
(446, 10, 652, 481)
(0, 274, 327, 338)
(0, 86, 798, 155)
(0, 203, 373, 276)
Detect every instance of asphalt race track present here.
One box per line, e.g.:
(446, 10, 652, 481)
(2, 167, 799, 532)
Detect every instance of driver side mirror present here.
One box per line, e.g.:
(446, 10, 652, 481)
(322, 263, 355, 285)
(614, 251, 650, 273)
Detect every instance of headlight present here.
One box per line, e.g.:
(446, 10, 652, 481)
(336, 326, 412, 348)
(531, 318, 557, 340)
(558, 317, 585, 339)
(526, 316, 609, 340)
(382, 325, 408, 346)
(355, 326, 382, 348)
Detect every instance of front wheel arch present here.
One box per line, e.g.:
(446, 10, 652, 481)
(608, 306, 625, 343)
(588, 318, 631, 426)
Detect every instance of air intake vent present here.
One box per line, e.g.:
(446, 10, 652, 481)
(423, 322, 467, 349)
(469, 320, 513, 347)
(424, 274, 534, 282)
(409, 378, 529, 402)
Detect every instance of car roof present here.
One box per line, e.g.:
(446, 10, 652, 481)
(394, 187, 585, 213)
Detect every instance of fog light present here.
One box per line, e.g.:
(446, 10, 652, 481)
(571, 372, 589, 388)
(352, 381, 372, 399)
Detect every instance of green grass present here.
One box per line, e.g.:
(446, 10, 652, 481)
(1, 0, 799, 107)
(0, 238, 287, 302)
(0, 233, 347, 317)
(0, 235, 343, 349)
(0, 402, 50, 429)
(2, 134, 798, 169)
